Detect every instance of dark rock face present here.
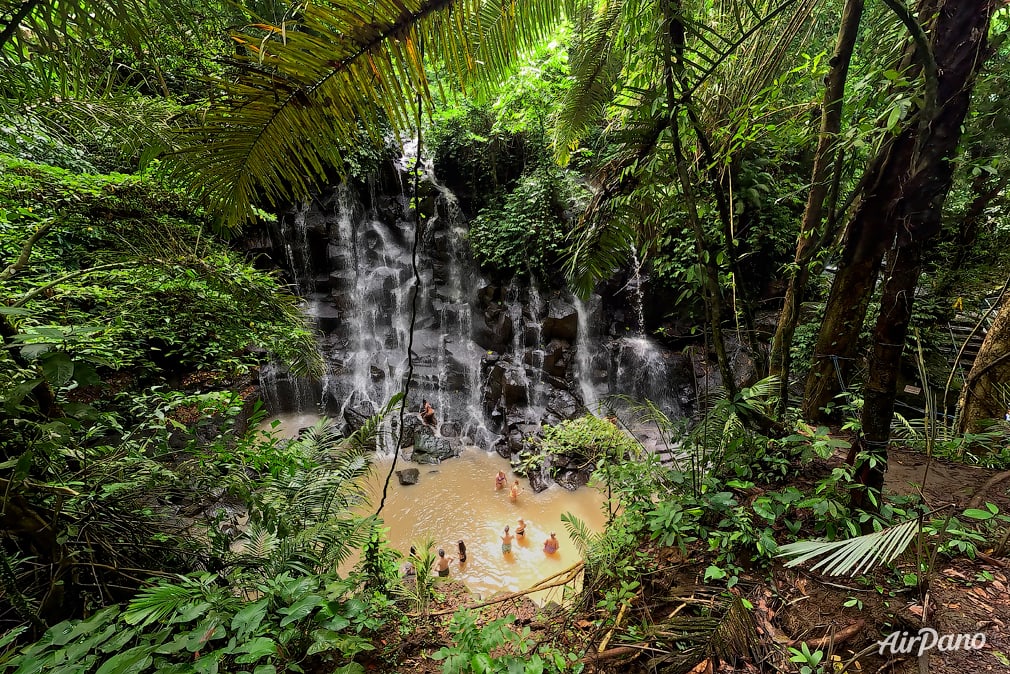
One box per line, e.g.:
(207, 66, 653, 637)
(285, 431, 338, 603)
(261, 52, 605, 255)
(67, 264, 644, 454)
(542, 297, 578, 342)
(529, 471, 551, 493)
(439, 421, 462, 437)
(547, 389, 582, 421)
(396, 468, 420, 485)
(344, 398, 377, 433)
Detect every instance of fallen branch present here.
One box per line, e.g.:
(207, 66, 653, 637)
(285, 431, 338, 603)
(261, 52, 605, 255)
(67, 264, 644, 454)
(580, 645, 643, 665)
(791, 619, 864, 649)
(426, 561, 584, 616)
(967, 470, 1010, 510)
(598, 590, 639, 653)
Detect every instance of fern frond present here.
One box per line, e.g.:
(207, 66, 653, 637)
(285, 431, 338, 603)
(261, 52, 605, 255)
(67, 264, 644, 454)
(777, 517, 922, 577)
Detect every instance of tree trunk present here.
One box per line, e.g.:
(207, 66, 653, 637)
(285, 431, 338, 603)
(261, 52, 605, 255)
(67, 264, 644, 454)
(770, 0, 864, 414)
(801, 137, 908, 422)
(852, 0, 995, 511)
(958, 293, 1010, 432)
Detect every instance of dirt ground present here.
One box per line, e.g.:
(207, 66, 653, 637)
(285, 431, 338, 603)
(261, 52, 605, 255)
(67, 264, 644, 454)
(770, 447, 1010, 674)
(367, 447, 1010, 673)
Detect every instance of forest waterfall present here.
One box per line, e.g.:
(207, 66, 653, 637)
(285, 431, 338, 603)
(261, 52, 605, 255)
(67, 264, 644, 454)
(255, 151, 695, 473)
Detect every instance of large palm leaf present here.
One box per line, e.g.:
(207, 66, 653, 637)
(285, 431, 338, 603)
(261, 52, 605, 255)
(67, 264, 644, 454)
(776, 516, 921, 576)
(169, 0, 580, 228)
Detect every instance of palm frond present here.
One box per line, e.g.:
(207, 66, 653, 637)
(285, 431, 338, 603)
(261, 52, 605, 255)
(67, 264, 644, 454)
(170, 0, 577, 228)
(648, 596, 762, 673)
(561, 512, 602, 556)
(237, 522, 281, 560)
(123, 573, 231, 627)
(777, 516, 922, 576)
(553, 0, 628, 164)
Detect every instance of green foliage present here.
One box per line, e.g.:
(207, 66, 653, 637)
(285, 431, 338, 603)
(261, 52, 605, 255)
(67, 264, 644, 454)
(429, 35, 571, 211)
(466, 165, 585, 280)
(0, 571, 386, 674)
(788, 642, 825, 674)
(169, 0, 577, 227)
(0, 155, 321, 380)
(432, 610, 583, 674)
(540, 414, 641, 466)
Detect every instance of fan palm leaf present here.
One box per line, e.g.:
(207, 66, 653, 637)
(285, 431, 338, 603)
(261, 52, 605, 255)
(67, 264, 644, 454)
(169, 0, 580, 228)
(776, 516, 921, 576)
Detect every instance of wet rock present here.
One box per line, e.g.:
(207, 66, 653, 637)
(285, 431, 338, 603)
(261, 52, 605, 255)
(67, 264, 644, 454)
(555, 469, 590, 491)
(440, 421, 462, 437)
(542, 297, 578, 342)
(392, 414, 425, 449)
(501, 362, 529, 407)
(412, 422, 435, 446)
(412, 435, 457, 463)
(547, 389, 582, 421)
(542, 341, 570, 378)
(344, 398, 377, 433)
(493, 435, 510, 459)
(529, 471, 551, 493)
(396, 468, 420, 486)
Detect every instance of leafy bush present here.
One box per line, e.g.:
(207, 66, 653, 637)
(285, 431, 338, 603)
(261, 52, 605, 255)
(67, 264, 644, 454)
(539, 414, 641, 466)
(467, 166, 584, 280)
(0, 572, 386, 674)
(0, 155, 320, 379)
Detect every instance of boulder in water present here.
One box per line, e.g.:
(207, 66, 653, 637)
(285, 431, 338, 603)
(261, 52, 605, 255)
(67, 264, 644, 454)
(396, 468, 420, 486)
(555, 469, 590, 491)
(411, 422, 435, 446)
(412, 435, 456, 463)
(529, 471, 551, 493)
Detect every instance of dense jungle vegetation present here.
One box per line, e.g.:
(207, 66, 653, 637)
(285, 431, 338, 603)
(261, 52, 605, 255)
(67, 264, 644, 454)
(4, 0, 1010, 672)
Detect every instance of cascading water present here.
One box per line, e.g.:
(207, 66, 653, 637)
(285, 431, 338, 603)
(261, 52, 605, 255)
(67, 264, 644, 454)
(573, 295, 601, 412)
(257, 143, 695, 476)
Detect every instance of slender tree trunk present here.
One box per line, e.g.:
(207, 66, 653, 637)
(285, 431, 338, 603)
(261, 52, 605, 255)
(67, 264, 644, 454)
(663, 0, 738, 397)
(801, 137, 908, 422)
(852, 0, 995, 510)
(952, 172, 1008, 269)
(958, 293, 1010, 432)
(770, 0, 864, 413)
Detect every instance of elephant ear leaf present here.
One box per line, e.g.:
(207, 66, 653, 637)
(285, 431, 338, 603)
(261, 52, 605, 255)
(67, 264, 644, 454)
(776, 517, 921, 577)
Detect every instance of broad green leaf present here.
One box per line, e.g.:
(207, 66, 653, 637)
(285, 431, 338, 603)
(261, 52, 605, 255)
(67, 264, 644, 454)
(94, 645, 152, 674)
(233, 637, 276, 664)
(231, 599, 269, 640)
(41, 352, 74, 387)
(278, 594, 323, 627)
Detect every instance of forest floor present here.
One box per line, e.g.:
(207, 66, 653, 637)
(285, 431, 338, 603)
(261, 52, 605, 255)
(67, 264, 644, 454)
(366, 446, 1010, 674)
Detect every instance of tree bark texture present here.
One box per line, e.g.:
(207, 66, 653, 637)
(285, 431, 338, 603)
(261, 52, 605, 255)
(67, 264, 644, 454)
(770, 0, 864, 413)
(803, 0, 993, 422)
(851, 0, 995, 508)
(958, 292, 1010, 432)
